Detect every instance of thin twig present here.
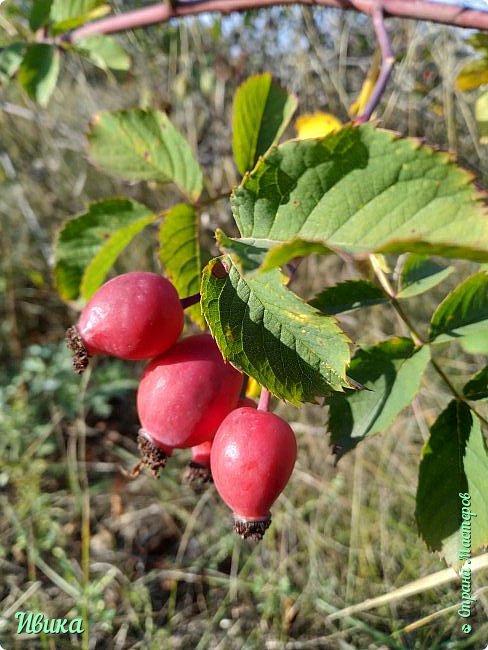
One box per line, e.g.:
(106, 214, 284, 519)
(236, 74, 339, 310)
(355, 3, 395, 123)
(181, 292, 201, 309)
(368, 255, 488, 427)
(61, 0, 488, 44)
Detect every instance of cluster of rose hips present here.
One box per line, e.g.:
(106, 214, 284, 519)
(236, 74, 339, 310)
(66, 272, 297, 540)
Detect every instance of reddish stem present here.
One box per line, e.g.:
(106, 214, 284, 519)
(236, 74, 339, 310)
(181, 293, 201, 309)
(355, 3, 395, 123)
(258, 388, 271, 412)
(63, 0, 488, 43)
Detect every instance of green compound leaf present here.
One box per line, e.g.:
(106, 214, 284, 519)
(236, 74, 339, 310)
(159, 203, 204, 328)
(201, 256, 352, 404)
(232, 72, 297, 176)
(463, 366, 488, 401)
(415, 400, 488, 565)
(310, 280, 387, 315)
(88, 109, 203, 201)
(461, 332, 488, 355)
(29, 0, 53, 31)
(230, 124, 488, 270)
(216, 230, 332, 274)
(327, 338, 430, 459)
(74, 35, 130, 72)
(18, 44, 60, 107)
(429, 272, 488, 343)
(55, 198, 156, 302)
(50, 0, 110, 33)
(397, 254, 454, 299)
(0, 43, 25, 79)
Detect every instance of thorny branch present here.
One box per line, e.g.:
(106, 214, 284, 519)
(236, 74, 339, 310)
(61, 0, 488, 44)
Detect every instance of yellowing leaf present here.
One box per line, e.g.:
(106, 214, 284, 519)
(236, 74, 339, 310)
(295, 112, 341, 140)
(349, 50, 381, 117)
(246, 377, 262, 399)
(456, 58, 488, 91)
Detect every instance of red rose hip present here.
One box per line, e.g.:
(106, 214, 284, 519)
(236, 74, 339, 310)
(210, 407, 297, 540)
(136, 334, 243, 474)
(184, 399, 256, 486)
(66, 271, 184, 372)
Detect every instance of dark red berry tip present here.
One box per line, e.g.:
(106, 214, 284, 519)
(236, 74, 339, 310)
(135, 431, 169, 478)
(65, 326, 90, 374)
(183, 461, 213, 488)
(233, 515, 271, 541)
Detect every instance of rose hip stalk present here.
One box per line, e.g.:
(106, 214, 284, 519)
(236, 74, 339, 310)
(210, 406, 297, 540)
(66, 271, 184, 373)
(136, 334, 243, 475)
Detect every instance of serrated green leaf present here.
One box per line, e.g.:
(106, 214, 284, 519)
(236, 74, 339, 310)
(50, 0, 105, 21)
(397, 254, 454, 299)
(216, 230, 331, 274)
(201, 256, 351, 404)
(232, 72, 297, 176)
(310, 280, 387, 315)
(215, 230, 276, 273)
(327, 338, 430, 459)
(463, 366, 488, 400)
(260, 238, 332, 272)
(18, 44, 60, 107)
(29, 0, 53, 31)
(88, 109, 203, 201)
(461, 332, 488, 355)
(415, 400, 488, 565)
(231, 124, 488, 267)
(52, 6, 111, 34)
(0, 42, 25, 79)
(75, 35, 130, 72)
(54, 198, 156, 302)
(159, 203, 204, 328)
(429, 272, 488, 343)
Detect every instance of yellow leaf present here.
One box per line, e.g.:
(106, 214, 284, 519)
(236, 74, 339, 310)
(295, 112, 342, 140)
(456, 59, 488, 91)
(349, 50, 381, 117)
(246, 377, 262, 399)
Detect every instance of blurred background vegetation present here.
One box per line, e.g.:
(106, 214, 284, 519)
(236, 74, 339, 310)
(1, 1, 488, 648)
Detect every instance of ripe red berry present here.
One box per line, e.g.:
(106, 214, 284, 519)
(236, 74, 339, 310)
(184, 398, 256, 486)
(136, 334, 243, 473)
(185, 440, 213, 485)
(210, 407, 297, 540)
(66, 271, 184, 373)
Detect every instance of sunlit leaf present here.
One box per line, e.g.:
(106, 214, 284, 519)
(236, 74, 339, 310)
(397, 254, 454, 299)
(295, 112, 342, 139)
(230, 125, 488, 272)
(55, 198, 156, 302)
(232, 73, 297, 175)
(327, 338, 430, 459)
(429, 272, 488, 343)
(159, 203, 204, 328)
(88, 109, 203, 201)
(74, 35, 130, 72)
(415, 400, 488, 565)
